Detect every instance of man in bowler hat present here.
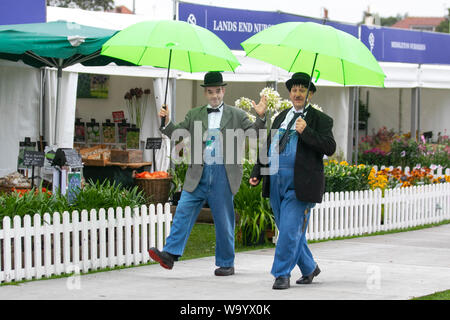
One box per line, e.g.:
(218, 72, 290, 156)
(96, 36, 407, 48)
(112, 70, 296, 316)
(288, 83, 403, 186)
(149, 71, 267, 276)
(250, 72, 336, 289)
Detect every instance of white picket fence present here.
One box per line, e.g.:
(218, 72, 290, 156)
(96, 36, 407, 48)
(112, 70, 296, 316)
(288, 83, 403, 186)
(2, 183, 450, 284)
(305, 183, 450, 241)
(0, 203, 172, 284)
(372, 165, 450, 178)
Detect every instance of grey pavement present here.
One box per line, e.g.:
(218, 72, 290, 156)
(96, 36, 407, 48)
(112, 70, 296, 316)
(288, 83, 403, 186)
(1, 223, 449, 300)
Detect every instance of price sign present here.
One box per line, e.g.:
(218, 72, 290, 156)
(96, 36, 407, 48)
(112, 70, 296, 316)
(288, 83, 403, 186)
(23, 151, 45, 167)
(146, 137, 162, 150)
(112, 111, 125, 123)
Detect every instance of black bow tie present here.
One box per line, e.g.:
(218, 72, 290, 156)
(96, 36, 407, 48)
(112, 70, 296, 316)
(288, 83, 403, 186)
(207, 108, 221, 114)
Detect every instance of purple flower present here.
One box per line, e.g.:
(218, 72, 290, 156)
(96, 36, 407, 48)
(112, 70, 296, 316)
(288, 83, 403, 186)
(400, 151, 406, 157)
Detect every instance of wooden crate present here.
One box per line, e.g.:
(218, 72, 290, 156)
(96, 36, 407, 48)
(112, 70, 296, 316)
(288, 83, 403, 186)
(79, 145, 111, 166)
(110, 149, 143, 163)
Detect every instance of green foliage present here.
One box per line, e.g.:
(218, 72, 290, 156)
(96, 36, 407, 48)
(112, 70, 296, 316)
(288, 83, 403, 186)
(0, 180, 146, 227)
(380, 16, 402, 27)
(168, 161, 188, 199)
(324, 161, 372, 193)
(46, 0, 114, 11)
(436, 9, 449, 33)
(234, 160, 274, 245)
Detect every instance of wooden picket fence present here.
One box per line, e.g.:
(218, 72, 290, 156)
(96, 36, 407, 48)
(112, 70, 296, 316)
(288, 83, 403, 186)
(305, 183, 450, 241)
(0, 203, 172, 284)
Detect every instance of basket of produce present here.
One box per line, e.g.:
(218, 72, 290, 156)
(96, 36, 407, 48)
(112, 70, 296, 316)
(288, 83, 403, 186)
(134, 171, 171, 204)
(0, 172, 32, 194)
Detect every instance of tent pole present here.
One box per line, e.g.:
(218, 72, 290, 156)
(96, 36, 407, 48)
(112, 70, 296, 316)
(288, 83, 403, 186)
(54, 62, 63, 145)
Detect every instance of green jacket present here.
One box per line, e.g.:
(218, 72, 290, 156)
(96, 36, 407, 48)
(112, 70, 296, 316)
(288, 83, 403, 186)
(161, 103, 266, 195)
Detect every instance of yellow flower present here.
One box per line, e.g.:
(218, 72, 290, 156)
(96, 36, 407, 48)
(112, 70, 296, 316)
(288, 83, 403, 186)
(339, 161, 349, 166)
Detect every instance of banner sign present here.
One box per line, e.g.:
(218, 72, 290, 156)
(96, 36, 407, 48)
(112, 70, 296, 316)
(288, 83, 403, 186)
(178, 2, 358, 50)
(0, 0, 46, 26)
(361, 25, 450, 65)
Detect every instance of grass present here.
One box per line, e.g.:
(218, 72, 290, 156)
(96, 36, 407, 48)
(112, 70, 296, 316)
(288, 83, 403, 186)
(412, 290, 450, 300)
(182, 223, 275, 260)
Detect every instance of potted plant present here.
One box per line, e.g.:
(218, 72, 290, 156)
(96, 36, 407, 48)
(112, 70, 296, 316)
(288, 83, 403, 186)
(168, 161, 188, 205)
(234, 160, 275, 245)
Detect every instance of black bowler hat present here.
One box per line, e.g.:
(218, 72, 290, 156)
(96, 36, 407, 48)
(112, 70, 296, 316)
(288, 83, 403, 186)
(286, 72, 316, 92)
(200, 71, 227, 87)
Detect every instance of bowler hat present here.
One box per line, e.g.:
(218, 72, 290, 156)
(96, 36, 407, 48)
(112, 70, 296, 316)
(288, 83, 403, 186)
(200, 71, 227, 87)
(286, 72, 316, 92)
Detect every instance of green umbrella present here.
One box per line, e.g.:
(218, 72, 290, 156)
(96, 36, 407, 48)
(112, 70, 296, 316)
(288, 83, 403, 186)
(101, 19, 240, 127)
(0, 20, 133, 143)
(241, 21, 386, 98)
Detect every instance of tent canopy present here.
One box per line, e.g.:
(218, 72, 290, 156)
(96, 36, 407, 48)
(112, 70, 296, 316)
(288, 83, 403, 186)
(0, 20, 133, 68)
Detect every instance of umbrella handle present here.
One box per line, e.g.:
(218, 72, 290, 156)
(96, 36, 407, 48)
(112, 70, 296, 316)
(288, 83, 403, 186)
(304, 53, 319, 109)
(161, 49, 173, 129)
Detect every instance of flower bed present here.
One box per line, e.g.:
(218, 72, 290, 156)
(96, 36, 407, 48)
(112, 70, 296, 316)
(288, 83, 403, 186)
(0, 180, 146, 227)
(358, 127, 450, 170)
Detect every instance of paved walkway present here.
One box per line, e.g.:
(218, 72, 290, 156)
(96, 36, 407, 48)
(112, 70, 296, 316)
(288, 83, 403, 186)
(1, 224, 449, 300)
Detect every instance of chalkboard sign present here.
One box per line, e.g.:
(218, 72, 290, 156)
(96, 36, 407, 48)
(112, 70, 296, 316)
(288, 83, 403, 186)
(52, 148, 83, 168)
(146, 137, 162, 150)
(23, 151, 45, 167)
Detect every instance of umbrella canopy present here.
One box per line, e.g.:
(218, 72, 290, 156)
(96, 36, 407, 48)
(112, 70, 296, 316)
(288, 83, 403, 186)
(241, 22, 385, 87)
(101, 19, 240, 127)
(0, 20, 133, 144)
(101, 19, 240, 72)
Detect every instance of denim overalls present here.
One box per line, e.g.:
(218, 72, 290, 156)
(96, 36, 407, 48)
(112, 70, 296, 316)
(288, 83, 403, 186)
(268, 127, 317, 279)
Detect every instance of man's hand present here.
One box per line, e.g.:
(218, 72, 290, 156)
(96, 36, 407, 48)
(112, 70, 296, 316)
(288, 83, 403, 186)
(159, 104, 170, 126)
(251, 95, 267, 118)
(249, 177, 260, 186)
(295, 117, 307, 134)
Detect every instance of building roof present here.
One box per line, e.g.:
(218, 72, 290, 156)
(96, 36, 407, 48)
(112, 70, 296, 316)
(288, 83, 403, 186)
(114, 5, 133, 14)
(392, 17, 446, 29)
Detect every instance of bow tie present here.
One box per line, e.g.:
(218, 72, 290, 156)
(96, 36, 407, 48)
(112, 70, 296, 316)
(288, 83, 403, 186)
(207, 107, 221, 114)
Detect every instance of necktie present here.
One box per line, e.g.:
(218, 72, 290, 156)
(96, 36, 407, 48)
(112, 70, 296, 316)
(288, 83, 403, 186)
(278, 111, 304, 153)
(207, 108, 220, 114)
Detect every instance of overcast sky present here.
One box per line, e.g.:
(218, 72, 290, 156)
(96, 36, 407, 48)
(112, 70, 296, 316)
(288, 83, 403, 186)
(114, 0, 449, 23)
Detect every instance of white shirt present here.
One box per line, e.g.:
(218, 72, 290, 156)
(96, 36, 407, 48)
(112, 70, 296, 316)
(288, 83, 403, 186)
(279, 105, 310, 130)
(207, 103, 224, 129)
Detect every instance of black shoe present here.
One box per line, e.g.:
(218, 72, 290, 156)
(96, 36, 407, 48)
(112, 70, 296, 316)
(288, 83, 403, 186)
(272, 277, 290, 290)
(148, 247, 174, 270)
(296, 265, 321, 284)
(214, 267, 235, 276)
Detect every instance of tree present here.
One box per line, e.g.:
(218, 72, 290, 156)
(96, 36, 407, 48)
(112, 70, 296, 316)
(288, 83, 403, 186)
(380, 15, 402, 27)
(46, 0, 115, 11)
(435, 8, 449, 33)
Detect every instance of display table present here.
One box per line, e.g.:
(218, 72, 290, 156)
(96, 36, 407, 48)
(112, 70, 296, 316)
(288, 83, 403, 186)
(83, 161, 152, 189)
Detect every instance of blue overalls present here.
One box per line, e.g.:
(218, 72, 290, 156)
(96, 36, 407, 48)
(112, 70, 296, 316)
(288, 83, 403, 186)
(268, 127, 317, 279)
(163, 128, 236, 268)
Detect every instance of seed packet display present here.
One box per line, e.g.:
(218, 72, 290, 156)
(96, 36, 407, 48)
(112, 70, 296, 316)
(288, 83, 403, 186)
(74, 118, 86, 143)
(118, 119, 130, 144)
(126, 126, 140, 150)
(86, 119, 100, 144)
(102, 119, 116, 143)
